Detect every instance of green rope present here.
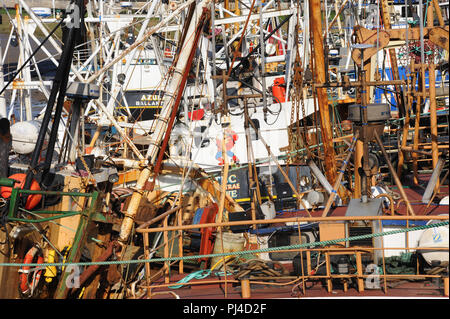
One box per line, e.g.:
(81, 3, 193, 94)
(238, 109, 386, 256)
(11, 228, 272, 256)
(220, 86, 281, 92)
(168, 269, 233, 289)
(0, 221, 447, 268)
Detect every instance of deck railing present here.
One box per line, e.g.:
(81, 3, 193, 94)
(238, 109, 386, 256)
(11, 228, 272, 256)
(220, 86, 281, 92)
(136, 213, 449, 298)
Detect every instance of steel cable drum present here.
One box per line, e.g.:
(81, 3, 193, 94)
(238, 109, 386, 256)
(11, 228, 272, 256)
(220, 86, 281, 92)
(417, 215, 449, 266)
(0, 173, 42, 210)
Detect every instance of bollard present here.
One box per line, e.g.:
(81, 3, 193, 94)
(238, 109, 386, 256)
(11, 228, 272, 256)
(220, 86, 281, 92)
(241, 279, 251, 299)
(444, 277, 449, 297)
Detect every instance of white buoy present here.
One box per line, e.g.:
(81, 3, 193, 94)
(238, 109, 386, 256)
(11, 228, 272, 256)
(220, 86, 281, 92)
(439, 196, 449, 205)
(10, 120, 42, 154)
(418, 215, 449, 266)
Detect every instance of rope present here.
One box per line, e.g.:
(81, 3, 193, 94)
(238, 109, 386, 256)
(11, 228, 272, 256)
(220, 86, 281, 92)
(167, 269, 231, 289)
(0, 221, 447, 268)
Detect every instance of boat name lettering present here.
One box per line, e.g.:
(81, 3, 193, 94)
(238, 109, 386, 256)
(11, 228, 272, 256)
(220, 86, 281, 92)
(219, 174, 241, 198)
(140, 94, 160, 102)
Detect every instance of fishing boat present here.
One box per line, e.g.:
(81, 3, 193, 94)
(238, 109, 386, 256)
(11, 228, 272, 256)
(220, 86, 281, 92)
(0, 0, 448, 301)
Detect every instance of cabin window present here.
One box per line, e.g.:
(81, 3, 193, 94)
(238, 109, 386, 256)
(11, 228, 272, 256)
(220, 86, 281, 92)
(401, 6, 414, 18)
(250, 119, 260, 140)
(194, 126, 210, 148)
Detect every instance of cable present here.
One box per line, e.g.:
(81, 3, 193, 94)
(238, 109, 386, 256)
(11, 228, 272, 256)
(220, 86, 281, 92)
(0, 16, 65, 96)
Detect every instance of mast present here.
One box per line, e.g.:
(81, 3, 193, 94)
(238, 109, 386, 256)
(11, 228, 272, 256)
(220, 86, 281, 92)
(379, 0, 404, 115)
(23, 0, 84, 191)
(0, 46, 6, 118)
(118, 0, 212, 246)
(102, 0, 160, 122)
(308, 0, 338, 189)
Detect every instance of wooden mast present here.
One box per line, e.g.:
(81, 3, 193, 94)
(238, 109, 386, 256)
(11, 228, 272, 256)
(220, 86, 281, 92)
(309, 0, 338, 189)
(380, 0, 404, 115)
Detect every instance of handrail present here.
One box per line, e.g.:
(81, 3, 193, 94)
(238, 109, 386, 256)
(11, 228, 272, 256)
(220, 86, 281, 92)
(7, 187, 98, 221)
(136, 205, 182, 230)
(136, 214, 449, 233)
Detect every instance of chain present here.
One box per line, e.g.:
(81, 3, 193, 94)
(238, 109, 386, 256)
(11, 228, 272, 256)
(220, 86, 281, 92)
(76, 145, 96, 189)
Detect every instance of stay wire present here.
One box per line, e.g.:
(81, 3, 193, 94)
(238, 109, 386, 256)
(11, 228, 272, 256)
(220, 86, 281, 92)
(0, 13, 66, 96)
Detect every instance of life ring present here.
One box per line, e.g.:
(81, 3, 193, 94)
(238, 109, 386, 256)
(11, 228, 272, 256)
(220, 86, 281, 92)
(18, 246, 44, 297)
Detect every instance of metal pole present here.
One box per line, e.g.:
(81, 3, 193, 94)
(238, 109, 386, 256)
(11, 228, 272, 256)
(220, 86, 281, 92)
(308, 160, 334, 195)
(22, 1, 81, 193)
(373, 130, 415, 215)
(137, 214, 448, 234)
(422, 156, 445, 203)
(419, 0, 425, 64)
(321, 131, 360, 217)
(0, 45, 6, 118)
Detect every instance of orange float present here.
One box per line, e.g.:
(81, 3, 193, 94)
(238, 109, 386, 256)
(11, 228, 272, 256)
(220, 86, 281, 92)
(272, 77, 286, 103)
(0, 173, 42, 210)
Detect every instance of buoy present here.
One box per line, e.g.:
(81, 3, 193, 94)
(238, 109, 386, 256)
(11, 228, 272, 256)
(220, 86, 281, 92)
(418, 216, 449, 266)
(0, 173, 42, 210)
(272, 77, 286, 103)
(439, 196, 449, 205)
(10, 120, 42, 154)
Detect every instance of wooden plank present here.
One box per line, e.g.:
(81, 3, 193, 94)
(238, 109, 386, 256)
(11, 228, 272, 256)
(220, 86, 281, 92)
(319, 222, 346, 246)
(48, 175, 84, 251)
(356, 251, 365, 293)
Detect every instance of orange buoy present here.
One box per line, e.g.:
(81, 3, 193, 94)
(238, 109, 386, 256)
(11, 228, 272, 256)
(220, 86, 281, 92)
(0, 173, 42, 210)
(272, 77, 286, 103)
